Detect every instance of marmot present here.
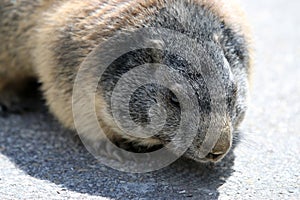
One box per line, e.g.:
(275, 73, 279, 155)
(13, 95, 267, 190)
(0, 0, 252, 163)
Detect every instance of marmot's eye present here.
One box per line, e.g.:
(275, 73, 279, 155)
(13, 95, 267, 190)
(170, 94, 179, 105)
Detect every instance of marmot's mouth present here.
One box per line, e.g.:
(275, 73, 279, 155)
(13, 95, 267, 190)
(188, 151, 227, 163)
(204, 152, 225, 162)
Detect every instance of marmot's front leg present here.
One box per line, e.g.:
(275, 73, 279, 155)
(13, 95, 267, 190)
(0, 77, 40, 115)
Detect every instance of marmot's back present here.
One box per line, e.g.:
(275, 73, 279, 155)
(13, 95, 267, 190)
(0, 0, 251, 77)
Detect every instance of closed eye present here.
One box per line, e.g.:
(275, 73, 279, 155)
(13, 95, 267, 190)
(170, 93, 180, 107)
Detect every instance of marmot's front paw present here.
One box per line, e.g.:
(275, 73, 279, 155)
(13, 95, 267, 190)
(0, 90, 25, 115)
(0, 79, 42, 116)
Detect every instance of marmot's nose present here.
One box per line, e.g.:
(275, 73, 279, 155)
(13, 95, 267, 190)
(205, 128, 232, 162)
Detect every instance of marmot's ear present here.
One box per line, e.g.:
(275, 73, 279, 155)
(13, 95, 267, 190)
(144, 39, 165, 50)
(143, 38, 165, 63)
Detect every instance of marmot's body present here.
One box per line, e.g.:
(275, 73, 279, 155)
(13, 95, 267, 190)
(0, 0, 252, 163)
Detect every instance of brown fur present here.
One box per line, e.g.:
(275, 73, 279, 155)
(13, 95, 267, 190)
(0, 0, 252, 159)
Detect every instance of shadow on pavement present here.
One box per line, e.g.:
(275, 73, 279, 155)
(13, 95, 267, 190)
(0, 102, 237, 199)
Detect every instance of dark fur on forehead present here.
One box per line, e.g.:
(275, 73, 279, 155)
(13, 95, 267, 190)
(94, 1, 248, 145)
(155, 0, 221, 39)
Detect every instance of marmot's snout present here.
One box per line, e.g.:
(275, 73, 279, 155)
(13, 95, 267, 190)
(204, 123, 232, 162)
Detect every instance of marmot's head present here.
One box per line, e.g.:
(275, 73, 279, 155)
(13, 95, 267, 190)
(77, 0, 250, 163)
(93, 0, 247, 162)
(97, 34, 247, 163)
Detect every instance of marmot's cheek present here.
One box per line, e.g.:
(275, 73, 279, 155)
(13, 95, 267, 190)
(234, 105, 247, 128)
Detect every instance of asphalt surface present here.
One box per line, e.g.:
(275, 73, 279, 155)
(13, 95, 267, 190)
(0, 0, 299, 199)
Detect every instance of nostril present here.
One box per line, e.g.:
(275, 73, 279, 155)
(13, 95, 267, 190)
(205, 152, 224, 161)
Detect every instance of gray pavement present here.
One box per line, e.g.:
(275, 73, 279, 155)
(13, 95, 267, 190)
(0, 0, 299, 199)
